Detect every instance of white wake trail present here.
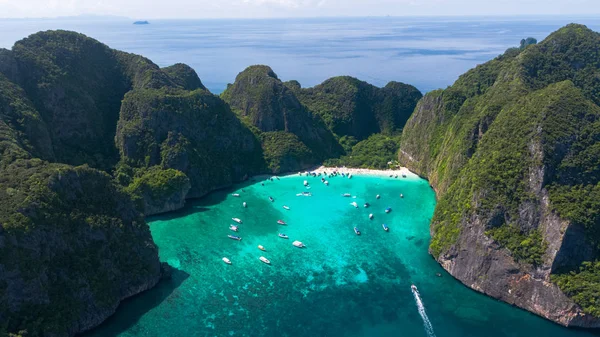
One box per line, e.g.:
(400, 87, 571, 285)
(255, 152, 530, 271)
(411, 286, 437, 337)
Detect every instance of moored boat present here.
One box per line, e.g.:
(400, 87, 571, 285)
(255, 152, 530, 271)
(283, 205, 290, 210)
(348, 174, 352, 179)
(278, 233, 289, 239)
(342, 193, 351, 197)
(292, 240, 305, 248)
(385, 207, 392, 213)
(229, 225, 239, 232)
(382, 223, 389, 231)
(232, 193, 240, 197)
(324, 180, 329, 185)
(232, 217, 242, 223)
(228, 235, 242, 241)
(269, 196, 274, 202)
(222, 257, 232, 264)
(354, 227, 361, 235)
(303, 180, 309, 186)
(243, 202, 247, 207)
(259, 256, 271, 264)
(400, 194, 404, 198)
(364, 202, 370, 208)
(277, 220, 287, 225)
(350, 201, 358, 208)
(376, 194, 380, 199)
(369, 213, 374, 219)
(402, 173, 407, 178)
(258, 245, 266, 251)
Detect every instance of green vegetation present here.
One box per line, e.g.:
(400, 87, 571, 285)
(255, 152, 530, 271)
(487, 225, 547, 265)
(552, 261, 600, 317)
(400, 24, 600, 315)
(260, 131, 314, 173)
(325, 134, 401, 169)
(125, 166, 190, 213)
(293, 76, 422, 140)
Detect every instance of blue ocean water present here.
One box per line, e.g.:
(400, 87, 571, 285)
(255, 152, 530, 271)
(83, 173, 600, 337)
(1, 16, 599, 93)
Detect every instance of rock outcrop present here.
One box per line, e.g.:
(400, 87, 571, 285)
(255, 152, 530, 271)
(399, 24, 600, 327)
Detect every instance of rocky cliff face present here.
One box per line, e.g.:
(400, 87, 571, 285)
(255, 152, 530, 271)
(399, 24, 600, 327)
(0, 162, 163, 336)
(116, 88, 265, 199)
(221, 65, 343, 172)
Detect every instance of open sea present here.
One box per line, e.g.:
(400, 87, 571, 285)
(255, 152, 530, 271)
(1, 16, 600, 93)
(83, 173, 600, 337)
(2, 15, 600, 336)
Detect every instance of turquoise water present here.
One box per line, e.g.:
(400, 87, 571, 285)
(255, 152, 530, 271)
(85, 174, 600, 337)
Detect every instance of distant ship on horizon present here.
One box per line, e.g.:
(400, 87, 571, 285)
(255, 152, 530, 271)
(133, 20, 149, 25)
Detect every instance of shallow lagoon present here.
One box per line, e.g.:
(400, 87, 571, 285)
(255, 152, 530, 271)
(86, 174, 600, 337)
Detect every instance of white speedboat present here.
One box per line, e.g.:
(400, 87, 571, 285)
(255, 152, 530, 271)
(277, 220, 287, 225)
(400, 194, 404, 198)
(269, 196, 274, 202)
(385, 208, 392, 213)
(382, 223, 389, 231)
(222, 257, 232, 264)
(350, 202, 358, 208)
(369, 214, 374, 219)
(342, 193, 351, 197)
(292, 241, 305, 248)
(228, 235, 242, 241)
(258, 245, 266, 251)
(278, 233, 289, 239)
(376, 194, 381, 199)
(283, 205, 290, 210)
(411, 284, 418, 292)
(303, 180, 309, 186)
(348, 174, 353, 179)
(229, 225, 239, 232)
(232, 218, 242, 224)
(354, 227, 361, 235)
(324, 180, 329, 185)
(259, 256, 271, 264)
(232, 193, 240, 197)
(243, 202, 247, 207)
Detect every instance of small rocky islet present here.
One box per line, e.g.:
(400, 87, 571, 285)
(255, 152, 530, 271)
(0, 24, 599, 336)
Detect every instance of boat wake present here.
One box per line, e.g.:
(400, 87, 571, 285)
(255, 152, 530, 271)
(411, 285, 436, 337)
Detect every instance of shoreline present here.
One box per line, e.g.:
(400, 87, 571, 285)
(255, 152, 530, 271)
(251, 165, 421, 181)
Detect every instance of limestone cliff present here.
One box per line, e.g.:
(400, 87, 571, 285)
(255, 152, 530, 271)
(399, 24, 600, 327)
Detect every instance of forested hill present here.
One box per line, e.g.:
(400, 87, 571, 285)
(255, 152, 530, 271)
(0, 30, 421, 336)
(399, 23, 600, 327)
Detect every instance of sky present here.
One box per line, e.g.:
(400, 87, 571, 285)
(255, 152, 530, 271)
(0, 0, 598, 19)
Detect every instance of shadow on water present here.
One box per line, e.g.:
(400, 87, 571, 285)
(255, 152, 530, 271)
(80, 268, 190, 337)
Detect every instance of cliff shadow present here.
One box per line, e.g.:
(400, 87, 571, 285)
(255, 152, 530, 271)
(79, 267, 190, 337)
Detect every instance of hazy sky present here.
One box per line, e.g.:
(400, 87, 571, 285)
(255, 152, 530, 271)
(0, 0, 598, 19)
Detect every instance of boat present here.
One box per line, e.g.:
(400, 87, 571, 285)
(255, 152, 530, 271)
(228, 235, 242, 241)
(350, 202, 358, 208)
(411, 284, 418, 292)
(243, 202, 247, 207)
(395, 175, 398, 178)
(277, 220, 287, 225)
(303, 180, 309, 186)
(342, 193, 351, 197)
(402, 173, 407, 178)
(364, 203, 370, 208)
(232, 218, 242, 224)
(269, 196, 274, 202)
(348, 174, 352, 179)
(229, 225, 239, 232)
(222, 257, 232, 264)
(369, 214, 374, 219)
(324, 180, 329, 185)
(400, 194, 404, 198)
(292, 240, 305, 248)
(259, 256, 271, 264)
(385, 207, 392, 213)
(258, 245, 266, 251)
(354, 227, 361, 235)
(232, 193, 240, 197)
(376, 194, 380, 199)
(382, 223, 389, 231)
(303, 191, 311, 196)
(283, 205, 290, 210)
(278, 233, 289, 239)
